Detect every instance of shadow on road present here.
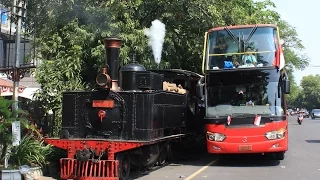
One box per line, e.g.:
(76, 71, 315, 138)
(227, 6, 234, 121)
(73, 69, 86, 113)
(305, 140, 320, 143)
(129, 151, 281, 179)
(129, 154, 218, 179)
(129, 150, 214, 179)
(216, 154, 281, 167)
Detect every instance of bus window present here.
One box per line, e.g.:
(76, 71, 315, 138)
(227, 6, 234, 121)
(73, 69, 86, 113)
(207, 27, 277, 70)
(205, 69, 284, 117)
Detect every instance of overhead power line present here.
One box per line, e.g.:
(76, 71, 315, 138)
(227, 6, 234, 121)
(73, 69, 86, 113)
(303, 65, 320, 68)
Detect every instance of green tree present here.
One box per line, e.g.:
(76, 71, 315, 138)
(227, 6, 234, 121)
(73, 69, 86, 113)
(0, 97, 37, 166)
(300, 75, 320, 110)
(0, 97, 15, 163)
(279, 21, 308, 69)
(276, 19, 309, 108)
(286, 82, 302, 108)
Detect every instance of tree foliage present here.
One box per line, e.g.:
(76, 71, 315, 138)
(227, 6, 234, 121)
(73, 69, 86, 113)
(277, 20, 309, 108)
(298, 75, 320, 110)
(0, 97, 39, 166)
(19, 0, 308, 135)
(278, 20, 309, 73)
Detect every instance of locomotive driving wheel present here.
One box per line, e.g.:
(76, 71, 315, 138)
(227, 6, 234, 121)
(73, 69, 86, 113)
(166, 143, 174, 161)
(116, 153, 131, 180)
(156, 143, 168, 166)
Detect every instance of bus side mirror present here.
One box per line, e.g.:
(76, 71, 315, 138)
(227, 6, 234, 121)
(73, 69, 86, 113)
(196, 83, 204, 99)
(283, 79, 290, 94)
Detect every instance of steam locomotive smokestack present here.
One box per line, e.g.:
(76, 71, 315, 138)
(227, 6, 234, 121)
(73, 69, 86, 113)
(103, 37, 121, 91)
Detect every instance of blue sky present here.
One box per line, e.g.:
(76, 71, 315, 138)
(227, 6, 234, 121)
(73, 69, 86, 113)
(271, 0, 320, 85)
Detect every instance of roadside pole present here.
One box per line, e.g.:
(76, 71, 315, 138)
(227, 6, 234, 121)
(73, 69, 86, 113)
(4, 0, 25, 168)
(12, 0, 24, 146)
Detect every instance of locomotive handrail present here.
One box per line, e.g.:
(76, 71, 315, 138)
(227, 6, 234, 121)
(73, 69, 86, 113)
(150, 69, 204, 79)
(208, 50, 275, 57)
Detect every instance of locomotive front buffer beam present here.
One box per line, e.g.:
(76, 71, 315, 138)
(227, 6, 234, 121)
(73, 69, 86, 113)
(45, 138, 145, 180)
(45, 134, 184, 180)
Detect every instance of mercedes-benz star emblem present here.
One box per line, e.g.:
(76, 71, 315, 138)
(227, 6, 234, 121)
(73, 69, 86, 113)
(242, 137, 248, 143)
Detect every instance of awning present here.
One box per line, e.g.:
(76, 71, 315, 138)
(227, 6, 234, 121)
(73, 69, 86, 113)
(0, 78, 39, 100)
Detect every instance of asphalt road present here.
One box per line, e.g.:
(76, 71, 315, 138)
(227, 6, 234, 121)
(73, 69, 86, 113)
(133, 116, 320, 180)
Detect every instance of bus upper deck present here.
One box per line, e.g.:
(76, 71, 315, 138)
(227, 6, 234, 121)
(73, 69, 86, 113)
(202, 24, 281, 72)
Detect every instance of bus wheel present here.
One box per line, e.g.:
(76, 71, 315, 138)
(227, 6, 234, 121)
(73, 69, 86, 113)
(274, 152, 285, 160)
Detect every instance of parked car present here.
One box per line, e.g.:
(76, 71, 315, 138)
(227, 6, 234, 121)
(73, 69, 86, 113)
(311, 109, 320, 119)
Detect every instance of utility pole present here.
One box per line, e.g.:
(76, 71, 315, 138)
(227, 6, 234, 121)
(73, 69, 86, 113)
(11, 0, 26, 148)
(4, 0, 26, 168)
(12, 0, 23, 114)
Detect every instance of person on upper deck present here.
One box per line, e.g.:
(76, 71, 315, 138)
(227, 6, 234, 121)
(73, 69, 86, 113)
(214, 36, 239, 54)
(242, 47, 257, 66)
(232, 55, 240, 68)
(223, 54, 241, 69)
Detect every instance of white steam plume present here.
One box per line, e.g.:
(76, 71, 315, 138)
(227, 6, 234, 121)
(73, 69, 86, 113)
(144, 19, 166, 64)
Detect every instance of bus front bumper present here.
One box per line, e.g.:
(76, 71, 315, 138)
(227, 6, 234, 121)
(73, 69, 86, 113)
(207, 138, 287, 154)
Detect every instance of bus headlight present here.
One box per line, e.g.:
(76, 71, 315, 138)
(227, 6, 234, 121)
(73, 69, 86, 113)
(265, 128, 286, 140)
(207, 132, 226, 142)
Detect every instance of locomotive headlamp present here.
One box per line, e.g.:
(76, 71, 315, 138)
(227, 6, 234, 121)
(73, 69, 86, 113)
(207, 131, 226, 142)
(265, 128, 286, 140)
(96, 67, 111, 88)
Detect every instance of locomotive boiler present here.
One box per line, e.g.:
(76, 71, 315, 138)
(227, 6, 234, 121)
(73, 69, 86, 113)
(45, 37, 204, 180)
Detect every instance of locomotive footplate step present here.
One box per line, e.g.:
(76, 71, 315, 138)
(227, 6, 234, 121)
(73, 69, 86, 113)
(45, 133, 185, 147)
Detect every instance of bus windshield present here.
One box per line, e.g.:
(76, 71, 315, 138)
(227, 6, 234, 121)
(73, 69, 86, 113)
(206, 26, 278, 70)
(206, 69, 285, 117)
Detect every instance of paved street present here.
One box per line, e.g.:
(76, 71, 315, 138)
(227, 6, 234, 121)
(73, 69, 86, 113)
(134, 116, 320, 180)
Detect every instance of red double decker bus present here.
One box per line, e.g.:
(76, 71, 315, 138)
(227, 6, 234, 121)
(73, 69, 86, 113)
(201, 24, 290, 160)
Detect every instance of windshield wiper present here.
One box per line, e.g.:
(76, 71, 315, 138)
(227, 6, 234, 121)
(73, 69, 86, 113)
(224, 27, 240, 44)
(245, 25, 257, 44)
(228, 113, 257, 117)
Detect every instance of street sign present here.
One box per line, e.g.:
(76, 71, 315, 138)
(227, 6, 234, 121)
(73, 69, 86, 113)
(12, 121, 21, 146)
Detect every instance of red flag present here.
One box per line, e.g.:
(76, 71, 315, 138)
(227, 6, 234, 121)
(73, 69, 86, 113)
(274, 45, 285, 69)
(254, 115, 261, 126)
(227, 115, 232, 125)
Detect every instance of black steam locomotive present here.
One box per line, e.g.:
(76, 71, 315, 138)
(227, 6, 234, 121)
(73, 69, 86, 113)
(45, 37, 204, 180)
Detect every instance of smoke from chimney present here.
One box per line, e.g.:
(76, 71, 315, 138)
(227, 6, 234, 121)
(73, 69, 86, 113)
(144, 19, 166, 65)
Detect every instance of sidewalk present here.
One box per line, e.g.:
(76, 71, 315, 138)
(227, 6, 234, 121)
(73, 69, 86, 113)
(34, 176, 56, 180)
